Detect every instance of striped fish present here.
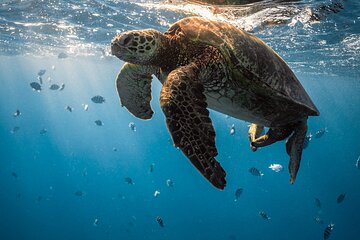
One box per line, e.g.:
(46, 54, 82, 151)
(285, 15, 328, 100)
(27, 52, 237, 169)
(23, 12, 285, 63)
(337, 193, 345, 204)
(234, 188, 243, 201)
(259, 211, 270, 220)
(324, 223, 334, 240)
(249, 167, 264, 177)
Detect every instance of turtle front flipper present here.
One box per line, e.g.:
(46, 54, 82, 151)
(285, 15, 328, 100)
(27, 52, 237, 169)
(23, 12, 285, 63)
(160, 64, 226, 190)
(286, 119, 308, 184)
(116, 63, 158, 120)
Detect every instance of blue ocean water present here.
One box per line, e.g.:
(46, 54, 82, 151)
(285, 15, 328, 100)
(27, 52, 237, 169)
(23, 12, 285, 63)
(0, 0, 359, 240)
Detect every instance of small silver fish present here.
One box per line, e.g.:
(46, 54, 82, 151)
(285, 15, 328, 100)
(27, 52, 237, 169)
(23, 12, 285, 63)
(234, 188, 243, 202)
(336, 193, 345, 204)
(149, 163, 155, 173)
(166, 179, 173, 187)
(303, 133, 312, 149)
(37, 76, 43, 84)
(356, 156, 360, 170)
(82, 104, 89, 111)
(37, 69, 46, 76)
(59, 83, 65, 91)
(324, 223, 334, 240)
(129, 122, 136, 131)
(40, 128, 47, 135)
(93, 218, 99, 226)
(30, 82, 42, 92)
(315, 198, 321, 209)
(268, 164, 283, 172)
(315, 128, 328, 138)
(13, 109, 21, 117)
(249, 167, 264, 177)
(94, 120, 103, 126)
(230, 124, 235, 136)
(156, 216, 164, 227)
(49, 84, 60, 90)
(125, 177, 134, 185)
(11, 172, 18, 179)
(74, 190, 83, 197)
(259, 211, 270, 220)
(66, 106, 73, 112)
(153, 190, 160, 197)
(11, 126, 20, 134)
(91, 95, 105, 104)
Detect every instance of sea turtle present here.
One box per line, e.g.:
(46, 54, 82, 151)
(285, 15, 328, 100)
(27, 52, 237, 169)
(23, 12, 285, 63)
(111, 17, 319, 190)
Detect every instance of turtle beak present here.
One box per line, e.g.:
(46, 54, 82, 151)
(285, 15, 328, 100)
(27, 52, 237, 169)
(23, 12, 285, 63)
(111, 33, 133, 58)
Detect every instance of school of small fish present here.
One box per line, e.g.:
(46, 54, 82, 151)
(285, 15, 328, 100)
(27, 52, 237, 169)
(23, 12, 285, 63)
(9, 62, 354, 238)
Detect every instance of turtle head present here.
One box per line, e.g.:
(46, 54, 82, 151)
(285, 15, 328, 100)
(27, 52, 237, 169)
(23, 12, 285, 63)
(111, 29, 165, 65)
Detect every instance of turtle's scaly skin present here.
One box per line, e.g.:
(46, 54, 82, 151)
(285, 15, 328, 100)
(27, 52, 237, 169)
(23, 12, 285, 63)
(111, 17, 319, 189)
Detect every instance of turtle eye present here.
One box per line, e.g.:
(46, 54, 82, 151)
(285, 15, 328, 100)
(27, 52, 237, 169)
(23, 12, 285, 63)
(121, 35, 132, 46)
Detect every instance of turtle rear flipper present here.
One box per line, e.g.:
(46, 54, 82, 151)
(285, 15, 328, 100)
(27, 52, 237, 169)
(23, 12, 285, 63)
(116, 63, 158, 119)
(160, 64, 226, 190)
(286, 119, 308, 184)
